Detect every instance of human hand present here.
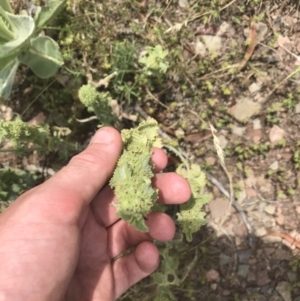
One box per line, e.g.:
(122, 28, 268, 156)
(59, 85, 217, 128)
(0, 127, 191, 301)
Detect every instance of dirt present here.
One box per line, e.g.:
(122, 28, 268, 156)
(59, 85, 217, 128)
(2, 0, 300, 300)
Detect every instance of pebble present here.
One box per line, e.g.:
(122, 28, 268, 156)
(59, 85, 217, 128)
(249, 82, 261, 94)
(276, 213, 285, 225)
(238, 264, 249, 278)
(276, 281, 291, 301)
(232, 126, 246, 136)
(295, 102, 300, 114)
(217, 135, 228, 149)
(255, 227, 267, 237)
(269, 161, 279, 171)
(269, 125, 285, 143)
(256, 270, 271, 286)
(206, 269, 220, 282)
(253, 118, 262, 130)
(228, 98, 261, 122)
(178, 0, 188, 8)
(219, 253, 231, 265)
(264, 205, 276, 215)
(237, 249, 252, 263)
(208, 198, 230, 219)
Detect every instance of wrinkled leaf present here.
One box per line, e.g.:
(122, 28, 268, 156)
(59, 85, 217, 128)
(19, 36, 63, 78)
(35, 0, 66, 29)
(0, 59, 19, 100)
(0, 6, 15, 41)
(0, 13, 35, 58)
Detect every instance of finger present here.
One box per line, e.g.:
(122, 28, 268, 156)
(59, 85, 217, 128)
(25, 127, 122, 224)
(91, 172, 191, 227)
(151, 147, 168, 172)
(112, 241, 159, 299)
(108, 212, 175, 258)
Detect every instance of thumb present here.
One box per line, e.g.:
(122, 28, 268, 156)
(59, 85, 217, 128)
(29, 127, 122, 222)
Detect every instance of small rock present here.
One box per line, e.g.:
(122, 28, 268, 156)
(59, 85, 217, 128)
(208, 198, 230, 219)
(217, 135, 228, 149)
(269, 161, 279, 171)
(269, 125, 285, 143)
(233, 222, 248, 238)
(206, 269, 219, 282)
(295, 102, 300, 114)
(249, 82, 261, 94)
(228, 98, 261, 122)
(217, 21, 234, 37)
(287, 271, 297, 282)
(195, 38, 206, 56)
(219, 253, 231, 265)
(264, 205, 276, 215)
(178, 0, 188, 8)
(237, 249, 252, 263)
(247, 271, 256, 282)
(248, 129, 262, 143)
(276, 213, 285, 225)
(256, 22, 268, 42)
(202, 35, 222, 55)
(246, 188, 257, 197)
(253, 118, 262, 130)
(232, 126, 246, 136)
(256, 270, 271, 286)
(275, 35, 292, 49)
(238, 264, 249, 278)
(276, 281, 291, 301)
(210, 283, 217, 290)
(205, 157, 216, 165)
(255, 227, 267, 237)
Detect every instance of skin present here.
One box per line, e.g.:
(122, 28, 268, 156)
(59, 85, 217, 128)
(0, 127, 191, 301)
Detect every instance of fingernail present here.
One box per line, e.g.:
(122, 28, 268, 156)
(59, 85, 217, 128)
(91, 128, 113, 144)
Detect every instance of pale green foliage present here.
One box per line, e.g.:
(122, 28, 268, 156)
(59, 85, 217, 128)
(176, 164, 212, 242)
(110, 118, 161, 232)
(0, 0, 65, 99)
(139, 45, 169, 74)
(78, 84, 115, 124)
(0, 117, 49, 147)
(78, 84, 99, 107)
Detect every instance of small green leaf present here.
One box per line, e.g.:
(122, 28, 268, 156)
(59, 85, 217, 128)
(0, 59, 19, 100)
(0, 13, 35, 58)
(19, 36, 63, 78)
(35, 0, 66, 29)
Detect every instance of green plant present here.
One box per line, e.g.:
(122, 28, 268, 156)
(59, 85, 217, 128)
(0, 116, 77, 156)
(0, 167, 40, 203)
(110, 118, 162, 232)
(110, 118, 211, 241)
(138, 45, 169, 75)
(78, 84, 116, 125)
(0, 0, 65, 99)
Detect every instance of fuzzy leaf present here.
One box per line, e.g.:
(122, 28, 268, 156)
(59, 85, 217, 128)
(0, 6, 15, 41)
(0, 58, 19, 100)
(110, 118, 161, 232)
(19, 36, 63, 78)
(176, 163, 212, 242)
(0, 12, 35, 58)
(35, 0, 66, 29)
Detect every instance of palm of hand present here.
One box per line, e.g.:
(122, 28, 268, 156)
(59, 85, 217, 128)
(0, 128, 190, 301)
